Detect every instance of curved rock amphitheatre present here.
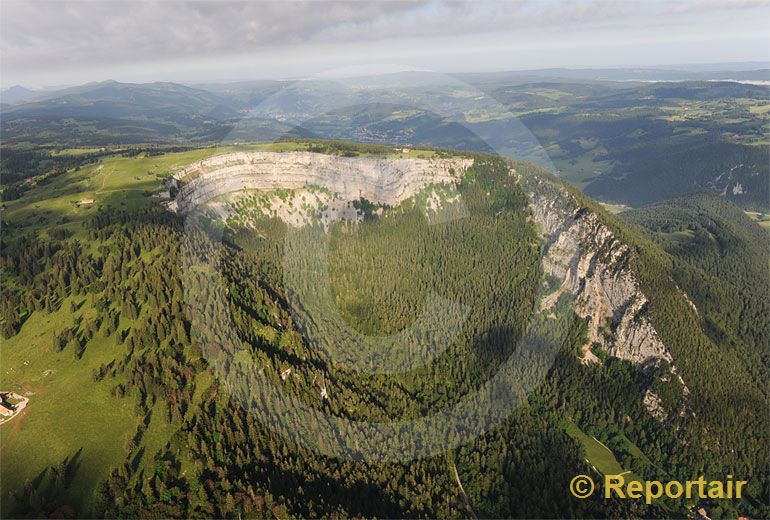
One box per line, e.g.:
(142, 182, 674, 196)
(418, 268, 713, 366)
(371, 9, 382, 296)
(168, 151, 473, 214)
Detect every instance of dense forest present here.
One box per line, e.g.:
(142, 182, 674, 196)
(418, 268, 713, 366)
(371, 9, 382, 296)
(0, 145, 768, 518)
(584, 142, 769, 211)
(622, 192, 770, 386)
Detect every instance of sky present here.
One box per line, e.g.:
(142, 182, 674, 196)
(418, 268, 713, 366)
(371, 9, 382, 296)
(1, 0, 769, 88)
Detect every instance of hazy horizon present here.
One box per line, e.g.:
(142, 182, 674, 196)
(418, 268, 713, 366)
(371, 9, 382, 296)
(2, 0, 769, 89)
(2, 60, 769, 92)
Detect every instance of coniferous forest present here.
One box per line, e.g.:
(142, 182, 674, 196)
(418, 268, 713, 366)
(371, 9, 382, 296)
(3, 1, 770, 517)
(1, 142, 767, 519)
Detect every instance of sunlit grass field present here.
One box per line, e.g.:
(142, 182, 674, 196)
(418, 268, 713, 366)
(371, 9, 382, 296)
(0, 299, 137, 515)
(0, 140, 447, 514)
(563, 421, 626, 476)
(0, 147, 198, 514)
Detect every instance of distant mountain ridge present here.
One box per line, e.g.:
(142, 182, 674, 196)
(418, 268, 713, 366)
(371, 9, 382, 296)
(1, 80, 238, 120)
(2, 74, 768, 211)
(0, 80, 243, 145)
(0, 85, 40, 105)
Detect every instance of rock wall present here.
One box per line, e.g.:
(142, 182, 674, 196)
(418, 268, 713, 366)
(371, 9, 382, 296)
(168, 150, 685, 418)
(168, 151, 472, 214)
(523, 173, 683, 376)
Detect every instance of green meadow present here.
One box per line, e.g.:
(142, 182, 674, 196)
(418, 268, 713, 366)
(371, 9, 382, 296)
(0, 147, 213, 514)
(563, 420, 626, 477)
(745, 210, 770, 230)
(0, 299, 136, 515)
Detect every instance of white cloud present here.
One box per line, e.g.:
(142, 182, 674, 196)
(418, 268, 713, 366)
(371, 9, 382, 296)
(660, 0, 770, 15)
(1, 0, 768, 86)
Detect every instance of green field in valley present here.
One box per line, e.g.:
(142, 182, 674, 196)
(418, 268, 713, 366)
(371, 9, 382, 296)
(0, 298, 137, 515)
(563, 421, 626, 477)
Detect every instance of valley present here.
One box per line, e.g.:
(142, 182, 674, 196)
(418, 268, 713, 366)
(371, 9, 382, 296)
(4, 76, 768, 212)
(1, 139, 767, 518)
(3, 2, 769, 518)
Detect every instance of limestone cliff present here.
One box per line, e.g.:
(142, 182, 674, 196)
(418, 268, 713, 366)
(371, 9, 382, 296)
(168, 151, 472, 214)
(521, 172, 688, 418)
(167, 150, 686, 419)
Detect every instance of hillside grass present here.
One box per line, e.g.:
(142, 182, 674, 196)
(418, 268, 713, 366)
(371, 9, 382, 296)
(563, 421, 625, 476)
(2, 140, 446, 239)
(745, 210, 770, 229)
(598, 202, 632, 214)
(223, 140, 439, 158)
(0, 298, 137, 516)
(2, 151, 179, 238)
(0, 146, 224, 515)
(51, 148, 113, 156)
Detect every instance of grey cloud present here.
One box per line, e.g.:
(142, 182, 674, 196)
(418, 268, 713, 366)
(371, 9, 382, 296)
(2, 1, 430, 60)
(660, 0, 770, 15)
(1, 0, 768, 85)
(0, 0, 661, 71)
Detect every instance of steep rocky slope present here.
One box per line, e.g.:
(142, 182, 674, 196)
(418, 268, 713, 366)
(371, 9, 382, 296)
(520, 171, 688, 419)
(168, 151, 472, 214)
(167, 150, 687, 419)
(526, 175, 673, 363)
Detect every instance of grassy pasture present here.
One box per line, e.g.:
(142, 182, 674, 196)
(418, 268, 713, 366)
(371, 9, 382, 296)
(598, 202, 632, 214)
(51, 148, 111, 156)
(0, 146, 224, 514)
(745, 210, 770, 229)
(563, 421, 626, 476)
(0, 298, 137, 516)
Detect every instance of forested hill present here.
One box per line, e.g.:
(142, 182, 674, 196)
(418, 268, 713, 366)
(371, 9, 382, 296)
(621, 192, 770, 383)
(584, 142, 769, 211)
(0, 142, 767, 518)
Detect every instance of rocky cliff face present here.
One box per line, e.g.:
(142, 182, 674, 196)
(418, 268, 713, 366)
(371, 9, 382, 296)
(521, 172, 688, 418)
(167, 150, 685, 419)
(168, 151, 472, 214)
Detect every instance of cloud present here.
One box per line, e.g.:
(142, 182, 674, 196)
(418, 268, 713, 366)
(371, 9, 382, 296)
(660, 0, 770, 15)
(0, 1, 664, 67)
(1, 0, 768, 85)
(1, 1, 430, 62)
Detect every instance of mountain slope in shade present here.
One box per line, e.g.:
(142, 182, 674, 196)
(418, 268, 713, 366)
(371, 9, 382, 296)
(0, 85, 41, 105)
(584, 142, 770, 211)
(1, 80, 238, 121)
(621, 192, 770, 382)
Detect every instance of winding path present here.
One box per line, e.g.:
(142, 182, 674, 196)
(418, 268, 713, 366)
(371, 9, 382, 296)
(452, 462, 477, 519)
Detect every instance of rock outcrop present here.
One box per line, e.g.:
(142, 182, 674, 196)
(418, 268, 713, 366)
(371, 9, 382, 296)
(522, 172, 688, 417)
(168, 151, 472, 214)
(167, 150, 686, 419)
(524, 173, 674, 366)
